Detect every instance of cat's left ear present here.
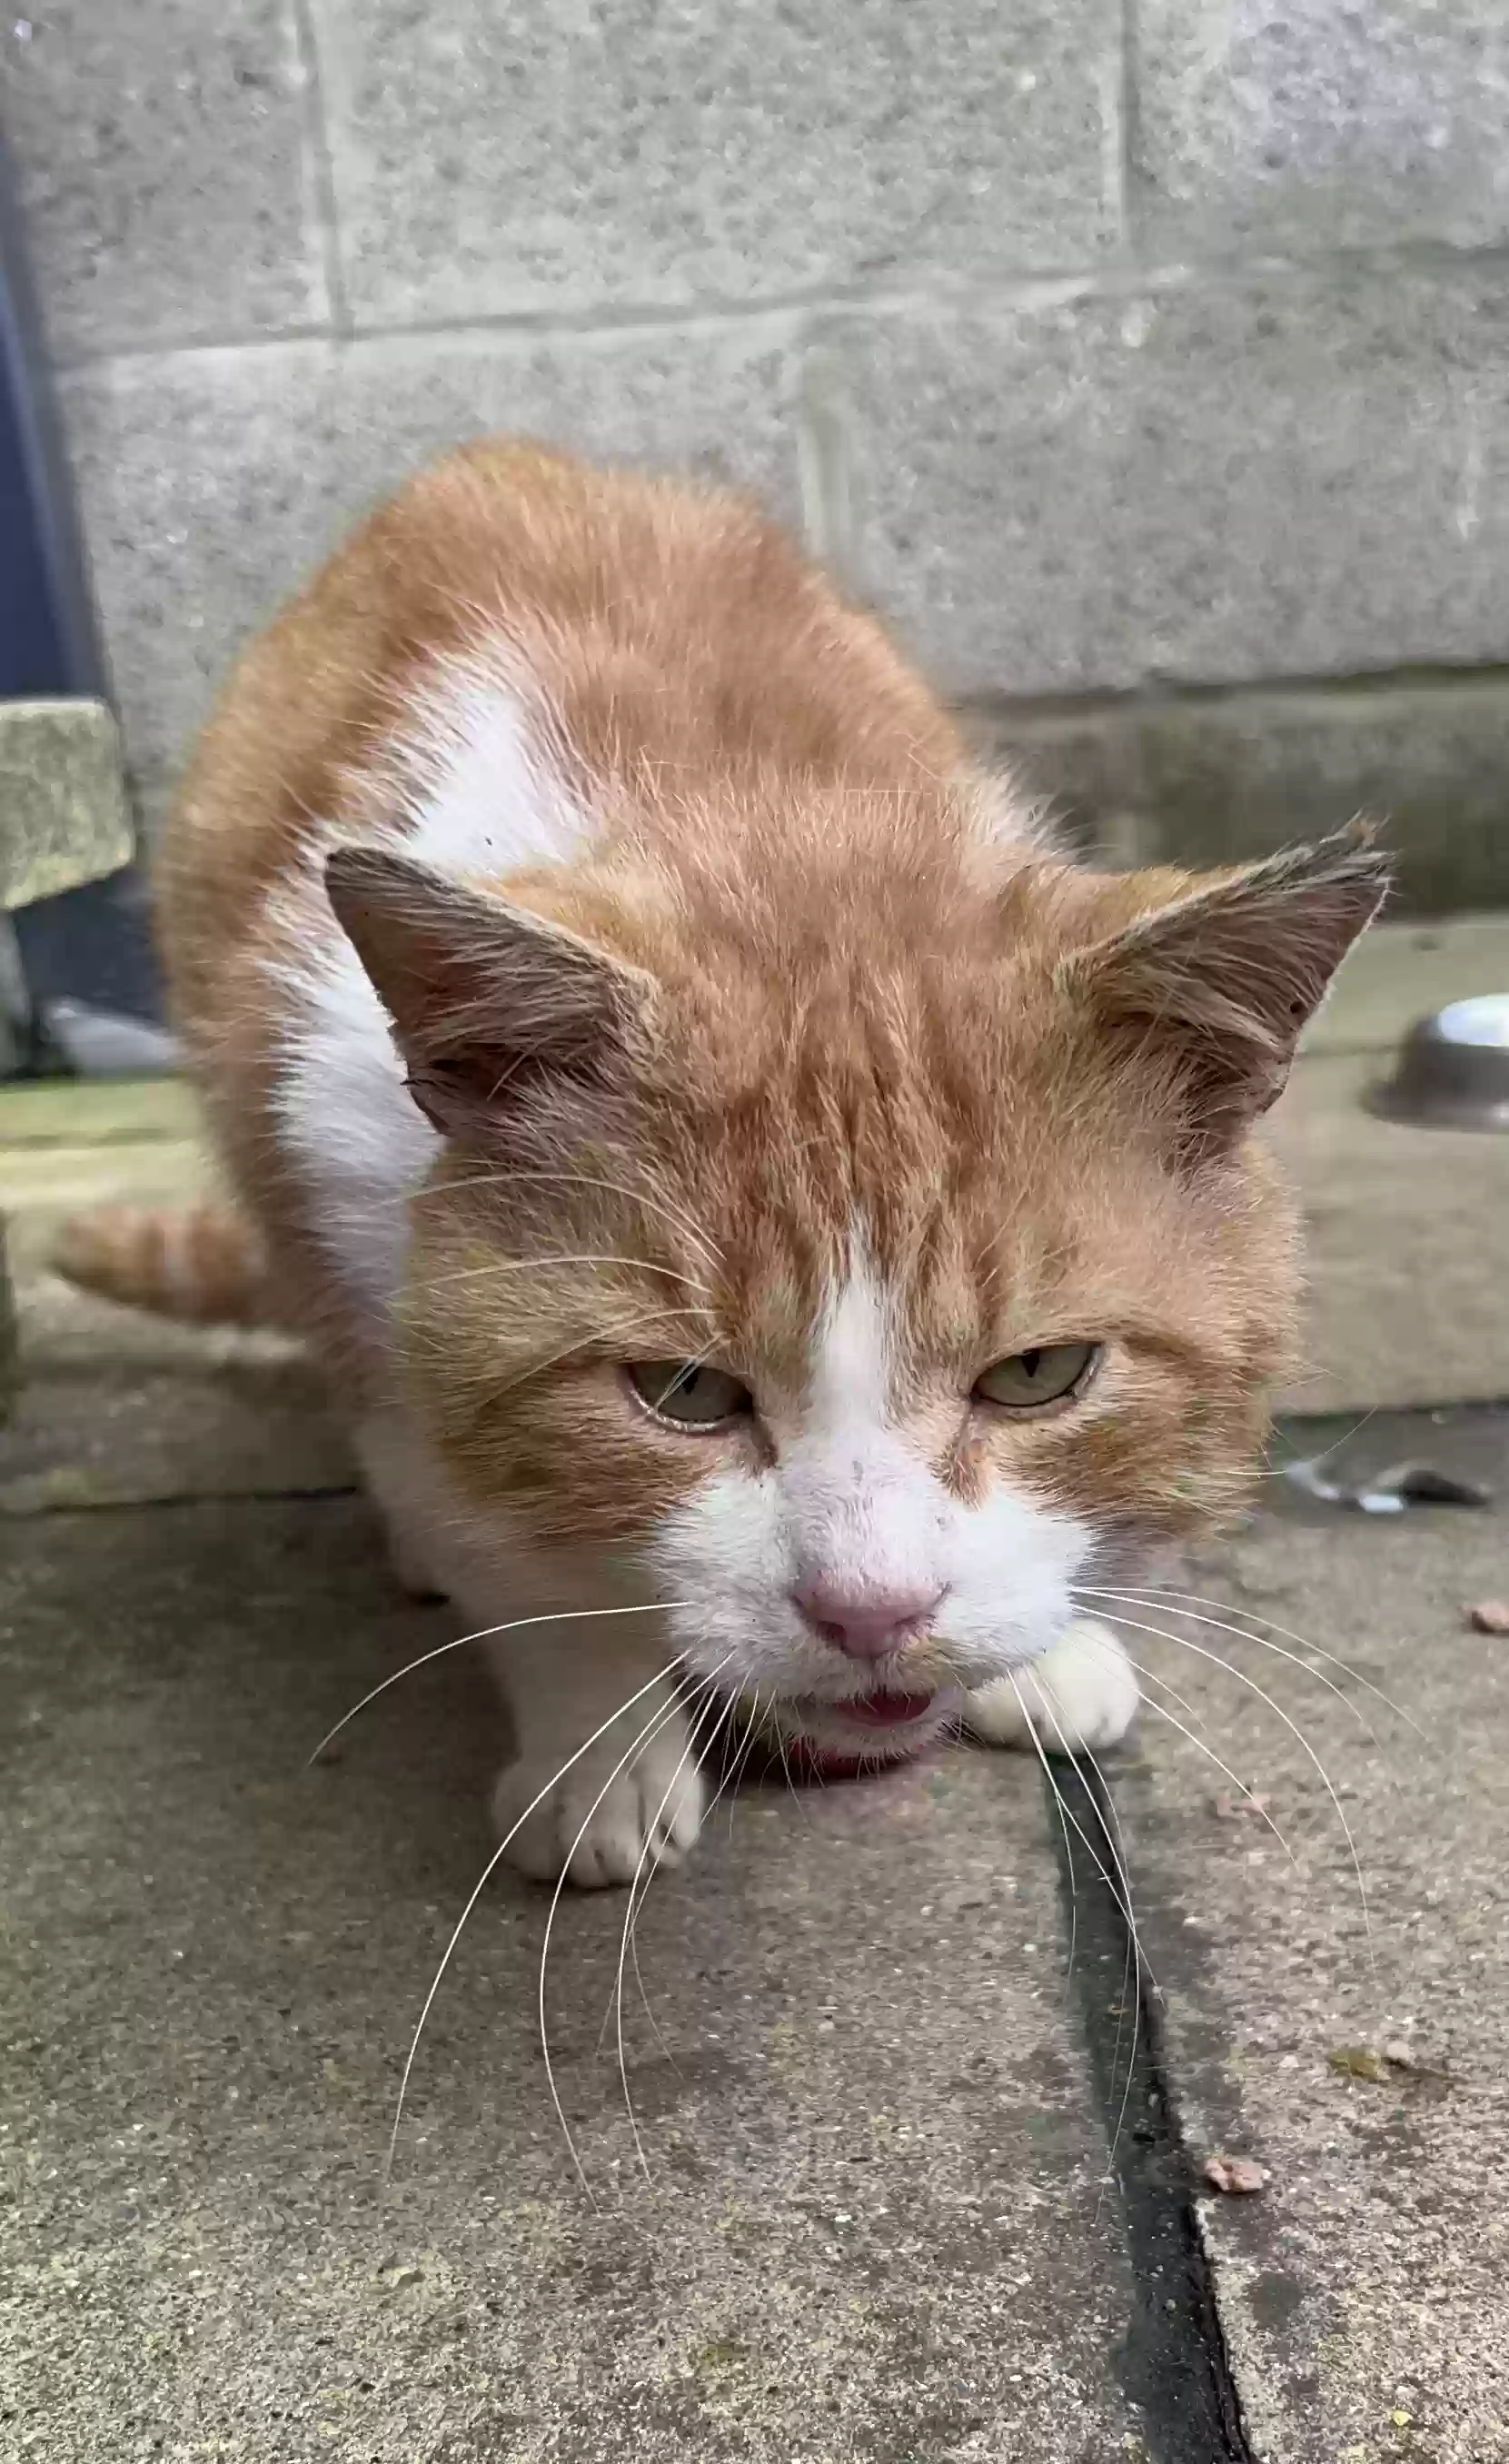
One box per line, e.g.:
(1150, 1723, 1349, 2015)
(325, 846, 656, 1143)
(1059, 828, 1389, 1157)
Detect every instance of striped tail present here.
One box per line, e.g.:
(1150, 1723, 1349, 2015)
(51, 1202, 268, 1326)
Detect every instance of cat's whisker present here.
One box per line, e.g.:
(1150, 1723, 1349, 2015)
(1071, 1624, 1305, 1873)
(720, 1693, 768, 1843)
(385, 1654, 687, 2179)
(1004, 1672, 1148, 2180)
(1083, 1583, 1425, 1748)
(1085, 1605, 1376, 1978)
(309, 1602, 690, 1764)
(614, 1686, 737, 2184)
(1077, 1743, 1147, 2192)
(401, 1306, 710, 1414)
(1080, 1585, 1399, 1761)
(419, 1255, 715, 1297)
(1037, 1727, 1079, 2006)
(537, 1679, 710, 2205)
(1036, 1695, 1147, 2188)
(771, 1714, 815, 1815)
(413, 1167, 724, 1276)
(1002, 1673, 1151, 1984)
(713, 1692, 762, 1834)
(1112, 1655, 1305, 1874)
(1256, 1406, 1382, 1481)
(626, 1691, 736, 2074)
(649, 1336, 723, 1416)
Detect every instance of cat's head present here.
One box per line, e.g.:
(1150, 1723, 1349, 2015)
(328, 802, 1385, 1761)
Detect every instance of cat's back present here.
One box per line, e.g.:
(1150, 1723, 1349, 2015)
(159, 439, 967, 1038)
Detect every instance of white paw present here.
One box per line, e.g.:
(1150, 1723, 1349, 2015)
(968, 1620, 1139, 1756)
(491, 1712, 707, 1889)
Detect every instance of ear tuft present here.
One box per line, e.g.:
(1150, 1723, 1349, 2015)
(1060, 826, 1389, 1155)
(324, 845, 654, 1143)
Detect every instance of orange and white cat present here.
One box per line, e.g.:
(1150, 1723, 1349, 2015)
(59, 441, 1385, 1886)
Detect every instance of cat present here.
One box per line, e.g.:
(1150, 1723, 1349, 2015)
(56, 439, 1386, 1888)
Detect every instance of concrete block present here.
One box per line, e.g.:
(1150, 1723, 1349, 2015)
(1133, 0, 1509, 257)
(1137, 679, 1509, 916)
(0, 700, 133, 909)
(59, 321, 802, 800)
(835, 273, 1509, 697)
(308, 0, 1123, 329)
(0, 0, 328, 356)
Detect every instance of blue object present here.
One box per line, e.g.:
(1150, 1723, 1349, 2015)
(0, 139, 164, 1043)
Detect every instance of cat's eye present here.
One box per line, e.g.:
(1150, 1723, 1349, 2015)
(626, 1360, 754, 1428)
(974, 1342, 1100, 1412)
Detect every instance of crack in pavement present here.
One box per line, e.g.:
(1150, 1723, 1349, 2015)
(1044, 1759, 1257, 2463)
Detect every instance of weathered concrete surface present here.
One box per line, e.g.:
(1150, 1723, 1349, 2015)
(1118, 1448, 1509, 2462)
(0, 1495, 1145, 2462)
(835, 274, 1509, 700)
(1133, 0, 1509, 258)
(310, 0, 1122, 328)
(0, 0, 328, 355)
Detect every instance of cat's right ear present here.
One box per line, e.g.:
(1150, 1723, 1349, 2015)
(324, 847, 656, 1143)
(1057, 828, 1388, 1159)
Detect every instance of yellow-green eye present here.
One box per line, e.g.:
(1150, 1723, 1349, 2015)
(626, 1360, 753, 1428)
(974, 1343, 1100, 1411)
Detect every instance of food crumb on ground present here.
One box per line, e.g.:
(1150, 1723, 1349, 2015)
(1201, 2153, 1270, 2195)
(1465, 1599, 1509, 1634)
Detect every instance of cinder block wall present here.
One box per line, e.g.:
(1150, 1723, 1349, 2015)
(5, 3, 1509, 907)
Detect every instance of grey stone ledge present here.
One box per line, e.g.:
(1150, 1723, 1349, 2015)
(0, 699, 134, 912)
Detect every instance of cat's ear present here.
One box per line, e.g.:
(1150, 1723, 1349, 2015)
(1059, 829, 1388, 1157)
(324, 847, 655, 1142)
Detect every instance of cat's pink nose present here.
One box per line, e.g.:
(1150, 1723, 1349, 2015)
(793, 1574, 948, 1663)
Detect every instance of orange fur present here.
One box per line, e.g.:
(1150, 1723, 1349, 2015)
(53, 1201, 264, 1326)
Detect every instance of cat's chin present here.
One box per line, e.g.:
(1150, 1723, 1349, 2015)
(747, 1682, 966, 1775)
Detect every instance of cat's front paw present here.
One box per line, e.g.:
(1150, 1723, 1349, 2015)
(491, 1713, 706, 1889)
(967, 1620, 1138, 1756)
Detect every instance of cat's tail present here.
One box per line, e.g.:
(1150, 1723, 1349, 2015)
(51, 1201, 268, 1326)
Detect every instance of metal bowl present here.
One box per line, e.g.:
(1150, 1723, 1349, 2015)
(1367, 993, 1509, 1132)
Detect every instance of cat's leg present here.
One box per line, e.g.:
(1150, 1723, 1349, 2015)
(352, 1409, 450, 1601)
(354, 1407, 706, 1884)
(967, 1619, 1138, 1755)
(484, 1620, 705, 1889)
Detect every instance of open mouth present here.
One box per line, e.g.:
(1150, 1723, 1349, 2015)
(765, 1683, 965, 1766)
(830, 1687, 945, 1731)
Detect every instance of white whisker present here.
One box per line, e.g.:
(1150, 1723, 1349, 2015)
(1081, 1582, 1425, 1748)
(536, 1682, 707, 2204)
(1077, 1741, 1146, 2193)
(384, 1653, 685, 2178)
(536, 1712, 683, 2196)
(421, 1254, 714, 1297)
(1074, 1627, 1304, 1873)
(615, 1685, 736, 2183)
(1084, 1604, 1376, 1976)
(1005, 1670, 1147, 2182)
(414, 1167, 723, 1273)
(309, 1600, 689, 1764)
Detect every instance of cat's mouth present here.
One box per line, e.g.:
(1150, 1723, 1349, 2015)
(755, 1681, 965, 1764)
(830, 1686, 944, 1730)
